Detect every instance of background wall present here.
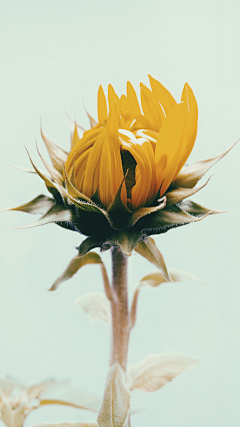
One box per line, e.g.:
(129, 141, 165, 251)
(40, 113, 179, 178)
(0, 1, 240, 426)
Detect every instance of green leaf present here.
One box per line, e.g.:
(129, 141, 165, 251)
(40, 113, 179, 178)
(135, 237, 170, 281)
(106, 230, 144, 256)
(14, 205, 73, 229)
(7, 195, 55, 215)
(173, 142, 237, 189)
(41, 128, 68, 173)
(50, 252, 102, 291)
(97, 364, 130, 427)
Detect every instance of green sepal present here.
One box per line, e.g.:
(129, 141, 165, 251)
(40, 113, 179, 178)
(179, 200, 219, 217)
(50, 251, 102, 291)
(24, 145, 64, 205)
(8, 195, 55, 215)
(15, 204, 73, 229)
(104, 230, 144, 256)
(125, 197, 166, 227)
(77, 236, 103, 256)
(172, 142, 236, 190)
(165, 178, 210, 208)
(107, 181, 133, 228)
(132, 203, 201, 235)
(41, 128, 68, 174)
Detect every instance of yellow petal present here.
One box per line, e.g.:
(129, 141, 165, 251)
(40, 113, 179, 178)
(106, 104, 126, 204)
(98, 85, 108, 123)
(108, 84, 119, 112)
(126, 81, 141, 114)
(173, 83, 198, 179)
(148, 75, 177, 116)
(155, 103, 185, 194)
(71, 123, 81, 149)
(99, 136, 112, 208)
(82, 131, 106, 197)
(140, 83, 165, 132)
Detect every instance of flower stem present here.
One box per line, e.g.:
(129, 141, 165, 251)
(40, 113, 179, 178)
(110, 247, 130, 371)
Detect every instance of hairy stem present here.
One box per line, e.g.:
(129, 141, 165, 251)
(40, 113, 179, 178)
(109, 247, 131, 427)
(110, 247, 130, 371)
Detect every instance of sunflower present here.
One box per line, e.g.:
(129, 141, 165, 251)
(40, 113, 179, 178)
(9, 76, 232, 256)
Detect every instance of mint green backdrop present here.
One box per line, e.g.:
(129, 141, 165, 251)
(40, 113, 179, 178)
(0, 1, 240, 426)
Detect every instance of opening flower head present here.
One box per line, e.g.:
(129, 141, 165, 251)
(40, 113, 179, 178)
(8, 75, 233, 255)
(65, 75, 197, 211)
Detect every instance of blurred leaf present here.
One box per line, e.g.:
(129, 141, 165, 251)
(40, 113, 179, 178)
(14, 205, 72, 229)
(135, 237, 170, 281)
(127, 352, 200, 392)
(40, 382, 101, 412)
(75, 292, 111, 323)
(27, 379, 56, 401)
(97, 364, 130, 427)
(7, 195, 55, 215)
(1, 403, 26, 427)
(0, 376, 24, 396)
(173, 142, 237, 189)
(32, 423, 98, 427)
(50, 252, 102, 291)
(139, 268, 208, 287)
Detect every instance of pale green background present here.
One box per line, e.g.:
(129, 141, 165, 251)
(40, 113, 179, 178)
(0, 1, 240, 426)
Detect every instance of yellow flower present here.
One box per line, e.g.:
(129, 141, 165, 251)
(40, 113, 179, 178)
(65, 75, 197, 211)
(8, 75, 233, 256)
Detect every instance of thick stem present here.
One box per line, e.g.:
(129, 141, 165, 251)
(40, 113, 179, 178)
(110, 247, 130, 371)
